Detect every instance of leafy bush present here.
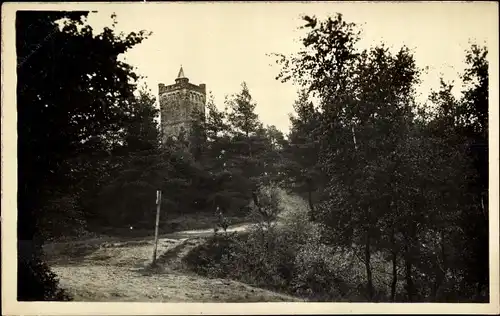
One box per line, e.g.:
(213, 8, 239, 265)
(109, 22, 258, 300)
(183, 232, 241, 278)
(18, 254, 72, 301)
(184, 188, 353, 300)
(293, 242, 358, 300)
(184, 188, 413, 301)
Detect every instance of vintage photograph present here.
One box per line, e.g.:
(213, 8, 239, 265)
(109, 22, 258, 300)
(3, 1, 498, 313)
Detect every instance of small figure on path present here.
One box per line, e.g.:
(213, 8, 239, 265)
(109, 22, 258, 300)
(216, 205, 230, 233)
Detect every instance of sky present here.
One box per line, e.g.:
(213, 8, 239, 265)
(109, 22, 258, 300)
(85, 2, 497, 134)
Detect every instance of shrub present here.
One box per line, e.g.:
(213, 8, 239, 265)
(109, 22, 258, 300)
(292, 240, 367, 300)
(236, 226, 297, 289)
(183, 232, 241, 278)
(247, 185, 285, 229)
(18, 253, 72, 301)
(184, 188, 401, 301)
(38, 193, 88, 242)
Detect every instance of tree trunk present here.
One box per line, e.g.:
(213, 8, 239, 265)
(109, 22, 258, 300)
(475, 282, 484, 301)
(404, 243, 415, 302)
(365, 229, 374, 300)
(478, 194, 489, 300)
(480, 194, 487, 220)
(307, 182, 315, 221)
(390, 227, 398, 301)
(252, 190, 261, 213)
(351, 125, 358, 150)
(432, 229, 447, 301)
(440, 230, 446, 272)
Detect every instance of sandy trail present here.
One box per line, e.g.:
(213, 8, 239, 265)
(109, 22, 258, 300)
(44, 222, 254, 252)
(49, 223, 300, 302)
(52, 265, 298, 302)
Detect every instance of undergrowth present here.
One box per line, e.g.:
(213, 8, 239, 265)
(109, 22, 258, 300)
(183, 186, 400, 301)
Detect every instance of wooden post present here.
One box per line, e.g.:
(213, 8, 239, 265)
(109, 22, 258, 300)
(351, 125, 358, 151)
(152, 190, 162, 266)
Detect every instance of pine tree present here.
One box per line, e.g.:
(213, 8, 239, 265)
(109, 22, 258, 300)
(225, 83, 271, 216)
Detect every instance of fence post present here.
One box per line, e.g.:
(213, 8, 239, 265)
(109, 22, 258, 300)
(152, 190, 162, 266)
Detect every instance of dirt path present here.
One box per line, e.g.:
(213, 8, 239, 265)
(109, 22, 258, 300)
(49, 224, 300, 302)
(52, 265, 298, 302)
(43, 222, 254, 254)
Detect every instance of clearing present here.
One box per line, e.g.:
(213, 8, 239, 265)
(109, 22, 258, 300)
(45, 223, 302, 302)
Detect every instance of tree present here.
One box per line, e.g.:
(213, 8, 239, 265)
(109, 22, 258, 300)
(260, 124, 288, 187)
(190, 95, 250, 214)
(188, 106, 207, 162)
(189, 85, 287, 218)
(274, 14, 425, 301)
(269, 13, 490, 303)
(421, 45, 489, 302)
(225, 83, 269, 214)
(16, 11, 150, 300)
(123, 86, 160, 153)
(283, 90, 323, 220)
(457, 44, 489, 300)
(90, 87, 161, 227)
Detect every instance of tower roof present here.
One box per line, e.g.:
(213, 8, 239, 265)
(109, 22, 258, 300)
(177, 65, 186, 79)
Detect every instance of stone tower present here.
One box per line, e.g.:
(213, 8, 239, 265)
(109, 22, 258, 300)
(158, 66, 206, 144)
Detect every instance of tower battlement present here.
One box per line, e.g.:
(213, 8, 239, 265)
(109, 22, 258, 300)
(159, 81, 206, 95)
(158, 66, 206, 144)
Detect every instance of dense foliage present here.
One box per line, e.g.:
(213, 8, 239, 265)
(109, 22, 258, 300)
(17, 11, 489, 303)
(186, 14, 490, 303)
(271, 14, 490, 302)
(17, 10, 151, 300)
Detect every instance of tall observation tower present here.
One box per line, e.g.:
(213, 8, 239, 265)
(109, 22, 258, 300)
(158, 66, 206, 144)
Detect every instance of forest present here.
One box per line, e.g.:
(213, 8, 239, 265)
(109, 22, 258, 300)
(17, 11, 489, 302)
